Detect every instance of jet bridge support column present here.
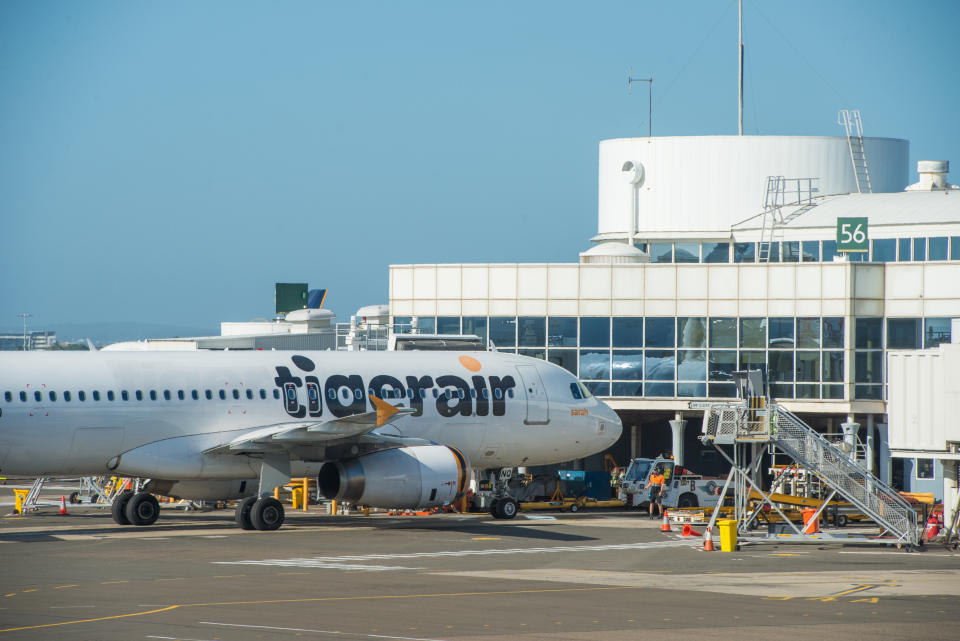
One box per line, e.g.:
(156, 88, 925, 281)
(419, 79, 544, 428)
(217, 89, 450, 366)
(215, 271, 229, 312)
(669, 416, 687, 468)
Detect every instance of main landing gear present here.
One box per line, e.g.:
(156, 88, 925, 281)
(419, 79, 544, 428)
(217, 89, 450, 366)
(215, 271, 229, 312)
(110, 490, 160, 526)
(235, 496, 285, 531)
(487, 468, 519, 520)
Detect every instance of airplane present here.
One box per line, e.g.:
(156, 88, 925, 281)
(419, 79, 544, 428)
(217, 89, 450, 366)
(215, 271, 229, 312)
(0, 350, 622, 530)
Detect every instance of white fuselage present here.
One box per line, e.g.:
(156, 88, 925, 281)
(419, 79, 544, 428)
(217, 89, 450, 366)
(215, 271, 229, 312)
(0, 350, 622, 479)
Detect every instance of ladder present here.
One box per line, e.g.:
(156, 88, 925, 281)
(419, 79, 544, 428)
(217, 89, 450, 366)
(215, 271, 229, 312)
(757, 176, 785, 262)
(838, 109, 872, 193)
(702, 401, 919, 546)
(21, 477, 48, 512)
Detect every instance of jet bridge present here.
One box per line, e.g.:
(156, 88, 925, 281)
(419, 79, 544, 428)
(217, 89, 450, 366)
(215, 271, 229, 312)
(695, 372, 921, 549)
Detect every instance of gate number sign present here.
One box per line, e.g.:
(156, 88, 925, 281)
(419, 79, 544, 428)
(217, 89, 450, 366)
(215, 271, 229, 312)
(837, 217, 868, 253)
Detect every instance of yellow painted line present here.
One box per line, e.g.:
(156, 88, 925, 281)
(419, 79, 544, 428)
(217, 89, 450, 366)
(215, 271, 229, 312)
(100, 581, 128, 585)
(833, 585, 875, 597)
(3, 594, 15, 598)
(0, 605, 180, 633)
(53, 585, 77, 589)
(0, 586, 639, 634)
(22, 589, 38, 593)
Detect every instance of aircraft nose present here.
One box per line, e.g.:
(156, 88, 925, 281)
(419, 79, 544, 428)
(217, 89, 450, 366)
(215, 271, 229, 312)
(594, 400, 622, 445)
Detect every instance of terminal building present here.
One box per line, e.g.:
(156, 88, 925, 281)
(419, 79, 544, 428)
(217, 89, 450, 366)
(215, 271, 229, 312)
(387, 128, 960, 493)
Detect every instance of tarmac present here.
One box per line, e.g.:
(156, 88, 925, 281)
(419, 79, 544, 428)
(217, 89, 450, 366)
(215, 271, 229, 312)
(1, 482, 959, 640)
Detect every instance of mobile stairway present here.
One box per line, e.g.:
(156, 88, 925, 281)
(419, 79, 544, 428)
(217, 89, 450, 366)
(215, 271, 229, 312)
(699, 397, 920, 549)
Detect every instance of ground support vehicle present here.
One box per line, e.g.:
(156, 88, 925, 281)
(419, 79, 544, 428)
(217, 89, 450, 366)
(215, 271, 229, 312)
(614, 457, 723, 510)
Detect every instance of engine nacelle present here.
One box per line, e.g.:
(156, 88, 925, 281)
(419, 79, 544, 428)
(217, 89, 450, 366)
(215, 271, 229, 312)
(145, 479, 257, 501)
(318, 445, 469, 509)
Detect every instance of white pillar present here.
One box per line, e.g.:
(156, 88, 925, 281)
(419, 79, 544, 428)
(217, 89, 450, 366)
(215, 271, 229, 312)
(876, 422, 891, 484)
(840, 421, 860, 462)
(865, 414, 875, 474)
(630, 424, 640, 459)
(669, 417, 687, 468)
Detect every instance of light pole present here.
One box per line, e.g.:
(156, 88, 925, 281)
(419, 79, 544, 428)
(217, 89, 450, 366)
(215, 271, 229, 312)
(18, 313, 31, 351)
(627, 69, 653, 138)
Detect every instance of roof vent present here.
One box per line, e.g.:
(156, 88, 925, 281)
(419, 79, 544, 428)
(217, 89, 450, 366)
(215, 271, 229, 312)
(906, 160, 958, 191)
(579, 241, 650, 264)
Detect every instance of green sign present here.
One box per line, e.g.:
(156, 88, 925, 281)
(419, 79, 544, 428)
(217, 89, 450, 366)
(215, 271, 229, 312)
(836, 217, 868, 253)
(275, 283, 308, 314)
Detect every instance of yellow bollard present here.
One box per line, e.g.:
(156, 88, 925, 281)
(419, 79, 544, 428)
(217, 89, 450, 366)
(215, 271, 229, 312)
(329, 499, 338, 515)
(717, 519, 738, 552)
(291, 488, 303, 510)
(13, 489, 29, 514)
(302, 478, 309, 512)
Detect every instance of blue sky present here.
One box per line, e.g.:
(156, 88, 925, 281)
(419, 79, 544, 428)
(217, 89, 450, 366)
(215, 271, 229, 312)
(1, 1, 958, 338)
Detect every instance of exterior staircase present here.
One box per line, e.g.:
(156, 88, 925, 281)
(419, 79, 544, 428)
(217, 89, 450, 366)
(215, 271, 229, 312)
(838, 109, 873, 193)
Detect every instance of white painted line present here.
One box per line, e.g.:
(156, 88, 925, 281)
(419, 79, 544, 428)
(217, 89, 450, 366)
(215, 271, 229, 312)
(146, 636, 219, 641)
(214, 540, 690, 569)
(49, 605, 96, 609)
(838, 551, 958, 557)
(200, 621, 448, 641)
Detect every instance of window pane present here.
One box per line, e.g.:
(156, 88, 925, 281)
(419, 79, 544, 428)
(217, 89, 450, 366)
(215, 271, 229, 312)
(702, 242, 729, 263)
(548, 317, 577, 347)
(822, 384, 844, 399)
(734, 242, 755, 263)
(490, 317, 516, 347)
(952, 237, 960, 260)
(611, 350, 643, 380)
(518, 348, 545, 360)
(929, 237, 948, 261)
(822, 317, 844, 348)
(917, 458, 934, 479)
(924, 318, 952, 348)
(416, 316, 436, 333)
(796, 384, 819, 399)
(644, 350, 675, 381)
(822, 240, 839, 262)
(709, 318, 737, 348)
(709, 382, 737, 398)
(802, 240, 820, 262)
(739, 351, 766, 380)
(855, 351, 883, 383)
(462, 317, 488, 345)
(764, 241, 781, 262)
(872, 238, 895, 262)
(768, 351, 794, 382)
(580, 317, 610, 347)
(644, 382, 675, 397)
(517, 317, 546, 346)
(854, 384, 883, 400)
(547, 349, 577, 374)
(645, 318, 675, 348)
(768, 317, 794, 349)
(771, 383, 794, 399)
(436, 316, 460, 334)
(678, 383, 707, 397)
(677, 317, 706, 348)
(612, 317, 643, 347)
(886, 318, 921, 349)
(650, 242, 673, 263)
(708, 350, 737, 380)
(677, 350, 706, 381)
(393, 316, 412, 333)
(796, 351, 820, 382)
(913, 237, 926, 261)
(796, 318, 819, 348)
(579, 350, 610, 379)
(782, 241, 800, 262)
(855, 318, 883, 349)
(584, 381, 609, 396)
(739, 318, 766, 348)
(612, 382, 643, 397)
(674, 242, 699, 263)
(898, 238, 911, 261)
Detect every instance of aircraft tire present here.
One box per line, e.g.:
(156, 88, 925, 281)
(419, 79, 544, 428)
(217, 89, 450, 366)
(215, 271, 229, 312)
(251, 497, 285, 531)
(111, 490, 134, 525)
(495, 497, 518, 520)
(488, 499, 500, 517)
(125, 493, 160, 526)
(235, 496, 258, 530)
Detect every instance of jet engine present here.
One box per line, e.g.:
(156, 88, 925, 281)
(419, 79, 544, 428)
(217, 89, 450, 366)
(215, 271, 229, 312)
(318, 445, 469, 509)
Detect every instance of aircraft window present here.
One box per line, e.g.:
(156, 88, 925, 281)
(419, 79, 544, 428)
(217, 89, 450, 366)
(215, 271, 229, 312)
(470, 389, 476, 398)
(34, 391, 42, 402)
(287, 387, 297, 401)
(444, 389, 452, 400)
(136, 390, 143, 401)
(192, 390, 199, 400)
(64, 391, 72, 402)
(368, 388, 376, 398)
(259, 389, 266, 400)
(107, 391, 115, 401)
(20, 391, 27, 402)
(3, 392, 10, 403)
(232, 389, 239, 400)
(432, 389, 439, 398)
(178, 390, 185, 401)
(308, 386, 318, 402)
(49, 391, 57, 402)
(245, 389, 253, 400)
(570, 383, 583, 400)
(93, 391, 101, 401)
(482, 389, 489, 400)
(219, 390, 226, 400)
(163, 390, 171, 401)
(407, 389, 414, 399)
(273, 389, 280, 399)
(78, 391, 85, 402)
(419, 389, 426, 399)
(205, 389, 212, 400)
(494, 389, 502, 400)
(355, 389, 363, 400)
(457, 389, 464, 399)
(121, 390, 129, 401)
(328, 389, 336, 400)
(507, 389, 514, 398)
(150, 390, 157, 401)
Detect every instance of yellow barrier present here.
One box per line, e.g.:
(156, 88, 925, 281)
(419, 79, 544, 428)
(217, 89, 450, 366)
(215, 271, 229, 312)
(292, 488, 304, 510)
(13, 489, 29, 514)
(718, 519, 738, 552)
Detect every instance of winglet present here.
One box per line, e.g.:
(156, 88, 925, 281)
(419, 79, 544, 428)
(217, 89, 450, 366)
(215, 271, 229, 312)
(369, 395, 402, 427)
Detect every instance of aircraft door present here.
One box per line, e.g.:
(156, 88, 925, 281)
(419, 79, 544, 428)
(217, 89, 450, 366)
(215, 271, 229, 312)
(516, 365, 549, 425)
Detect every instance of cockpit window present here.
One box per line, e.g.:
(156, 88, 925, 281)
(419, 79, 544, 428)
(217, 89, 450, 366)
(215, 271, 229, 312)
(570, 382, 583, 400)
(578, 382, 593, 398)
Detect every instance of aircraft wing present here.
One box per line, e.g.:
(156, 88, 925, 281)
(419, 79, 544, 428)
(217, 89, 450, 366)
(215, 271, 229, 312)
(203, 396, 417, 455)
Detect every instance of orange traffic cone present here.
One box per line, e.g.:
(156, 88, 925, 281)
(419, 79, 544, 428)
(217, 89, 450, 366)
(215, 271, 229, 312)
(660, 509, 672, 532)
(681, 523, 701, 537)
(703, 524, 714, 551)
(59, 495, 68, 516)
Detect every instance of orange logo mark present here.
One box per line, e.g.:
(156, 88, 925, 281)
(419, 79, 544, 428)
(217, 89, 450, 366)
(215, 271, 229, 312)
(570, 408, 588, 416)
(459, 355, 482, 372)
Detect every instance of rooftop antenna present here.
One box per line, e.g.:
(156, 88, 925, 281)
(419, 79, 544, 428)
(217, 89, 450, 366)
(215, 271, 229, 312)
(17, 313, 31, 351)
(627, 68, 653, 138)
(738, 0, 744, 135)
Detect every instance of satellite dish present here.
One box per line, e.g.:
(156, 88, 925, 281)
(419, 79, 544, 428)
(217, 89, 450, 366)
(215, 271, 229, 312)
(621, 161, 644, 186)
